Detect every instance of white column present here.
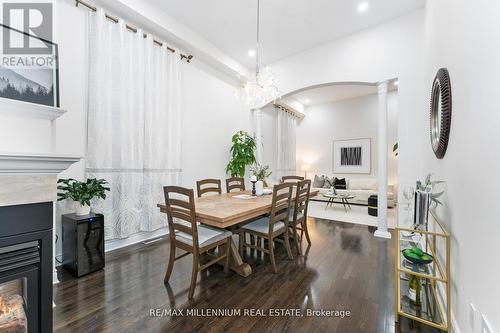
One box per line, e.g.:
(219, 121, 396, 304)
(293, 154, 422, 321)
(374, 81, 391, 239)
(253, 108, 263, 164)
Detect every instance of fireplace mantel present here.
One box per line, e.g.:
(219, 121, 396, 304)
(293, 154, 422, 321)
(0, 152, 81, 207)
(0, 152, 80, 175)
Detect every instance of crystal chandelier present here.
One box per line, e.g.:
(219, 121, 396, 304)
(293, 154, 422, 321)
(236, 0, 280, 109)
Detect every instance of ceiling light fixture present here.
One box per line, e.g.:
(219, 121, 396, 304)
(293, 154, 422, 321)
(248, 49, 256, 57)
(302, 99, 311, 104)
(357, 2, 369, 12)
(235, 0, 280, 109)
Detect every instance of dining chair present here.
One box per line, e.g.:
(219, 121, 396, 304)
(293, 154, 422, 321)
(225, 177, 245, 193)
(281, 175, 305, 183)
(238, 183, 294, 273)
(288, 179, 312, 254)
(163, 186, 232, 299)
(196, 179, 222, 197)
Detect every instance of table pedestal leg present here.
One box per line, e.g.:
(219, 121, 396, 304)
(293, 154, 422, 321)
(205, 236, 252, 277)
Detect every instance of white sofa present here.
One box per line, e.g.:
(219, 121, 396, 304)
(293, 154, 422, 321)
(311, 178, 396, 208)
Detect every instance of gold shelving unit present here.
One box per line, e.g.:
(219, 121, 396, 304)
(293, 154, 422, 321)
(394, 210, 451, 332)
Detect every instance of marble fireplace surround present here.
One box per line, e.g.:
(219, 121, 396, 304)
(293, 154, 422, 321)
(0, 153, 81, 206)
(0, 152, 81, 287)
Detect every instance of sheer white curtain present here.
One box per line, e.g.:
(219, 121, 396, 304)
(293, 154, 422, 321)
(86, 9, 182, 240)
(276, 109, 297, 182)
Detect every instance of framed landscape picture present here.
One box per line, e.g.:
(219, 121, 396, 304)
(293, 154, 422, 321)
(0, 24, 59, 107)
(333, 138, 371, 174)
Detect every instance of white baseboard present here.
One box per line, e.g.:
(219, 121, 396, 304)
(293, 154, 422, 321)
(105, 228, 169, 253)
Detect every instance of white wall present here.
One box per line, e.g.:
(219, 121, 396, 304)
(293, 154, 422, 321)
(295, 92, 398, 186)
(416, 1, 500, 331)
(181, 61, 251, 189)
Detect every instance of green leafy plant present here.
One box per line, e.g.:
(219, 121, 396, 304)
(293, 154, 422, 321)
(225, 131, 256, 177)
(416, 174, 445, 207)
(250, 163, 272, 186)
(57, 178, 110, 206)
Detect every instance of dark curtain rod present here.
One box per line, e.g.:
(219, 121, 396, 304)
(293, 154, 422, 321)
(76, 0, 193, 63)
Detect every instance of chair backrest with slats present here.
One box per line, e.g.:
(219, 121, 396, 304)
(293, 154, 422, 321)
(268, 183, 293, 235)
(196, 179, 222, 197)
(163, 186, 199, 248)
(293, 179, 311, 222)
(225, 177, 245, 193)
(281, 175, 305, 183)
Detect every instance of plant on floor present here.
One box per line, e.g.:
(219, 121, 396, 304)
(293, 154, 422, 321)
(250, 163, 272, 186)
(57, 178, 110, 215)
(225, 130, 256, 177)
(393, 142, 398, 156)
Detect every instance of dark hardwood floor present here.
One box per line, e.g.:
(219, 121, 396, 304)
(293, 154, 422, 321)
(54, 218, 441, 333)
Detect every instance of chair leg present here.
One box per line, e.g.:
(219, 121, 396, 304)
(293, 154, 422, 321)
(292, 224, 302, 255)
(284, 230, 293, 260)
(250, 235, 255, 255)
(224, 240, 231, 274)
(188, 254, 199, 299)
(302, 219, 312, 245)
(164, 242, 176, 284)
(239, 230, 244, 257)
(269, 238, 277, 274)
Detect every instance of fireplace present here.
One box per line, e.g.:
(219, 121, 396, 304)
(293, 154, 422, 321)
(0, 202, 53, 333)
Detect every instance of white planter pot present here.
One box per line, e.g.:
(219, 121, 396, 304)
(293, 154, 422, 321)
(74, 202, 91, 216)
(255, 180, 264, 196)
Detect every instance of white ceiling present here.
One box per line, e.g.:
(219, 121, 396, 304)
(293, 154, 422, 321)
(145, 0, 425, 68)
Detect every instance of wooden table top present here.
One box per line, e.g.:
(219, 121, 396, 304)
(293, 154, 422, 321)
(158, 190, 318, 229)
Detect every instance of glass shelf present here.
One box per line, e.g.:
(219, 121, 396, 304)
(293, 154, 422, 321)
(398, 279, 445, 329)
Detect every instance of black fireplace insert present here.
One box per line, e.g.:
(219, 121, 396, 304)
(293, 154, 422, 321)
(0, 202, 53, 333)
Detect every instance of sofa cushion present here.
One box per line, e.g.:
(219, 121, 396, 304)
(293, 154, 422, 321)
(323, 176, 334, 189)
(312, 174, 325, 188)
(349, 178, 377, 190)
(333, 177, 347, 189)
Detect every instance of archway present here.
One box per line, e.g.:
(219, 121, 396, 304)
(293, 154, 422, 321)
(255, 79, 398, 238)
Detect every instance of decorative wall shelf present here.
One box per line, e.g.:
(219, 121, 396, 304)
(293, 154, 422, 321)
(0, 152, 81, 175)
(0, 97, 67, 121)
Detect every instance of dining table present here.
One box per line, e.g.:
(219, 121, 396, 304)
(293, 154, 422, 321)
(157, 189, 319, 277)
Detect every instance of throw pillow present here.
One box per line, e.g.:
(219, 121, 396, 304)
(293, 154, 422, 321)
(323, 176, 334, 188)
(333, 177, 347, 189)
(312, 175, 325, 188)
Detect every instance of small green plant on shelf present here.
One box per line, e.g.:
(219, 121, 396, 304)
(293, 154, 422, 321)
(250, 163, 272, 187)
(225, 130, 256, 177)
(57, 178, 110, 215)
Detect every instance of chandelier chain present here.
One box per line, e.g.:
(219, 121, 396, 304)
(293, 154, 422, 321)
(256, 0, 260, 75)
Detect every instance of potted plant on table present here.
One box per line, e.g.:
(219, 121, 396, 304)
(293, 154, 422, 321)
(57, 178, 110, 216)
(250, 163, 272, 187)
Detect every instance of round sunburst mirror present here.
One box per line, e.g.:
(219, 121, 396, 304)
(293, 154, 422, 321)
(430, 68, 452, 159)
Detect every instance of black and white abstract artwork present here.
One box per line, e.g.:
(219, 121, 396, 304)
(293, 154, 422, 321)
(340, 146, 362, 166)
(333, 138, 371, 174)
